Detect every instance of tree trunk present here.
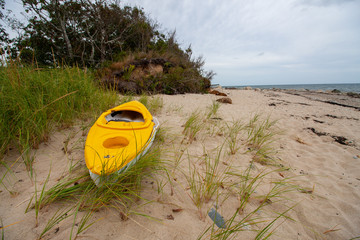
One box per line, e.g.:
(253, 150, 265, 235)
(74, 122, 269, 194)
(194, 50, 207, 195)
(59, 17, 74, 61)
(54, 0, 73, 61)
(90, 42, 95, 65)
(100, 28, 106, 63)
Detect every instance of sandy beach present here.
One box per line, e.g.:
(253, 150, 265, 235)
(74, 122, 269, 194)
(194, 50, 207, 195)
(1, 88, 360, 240)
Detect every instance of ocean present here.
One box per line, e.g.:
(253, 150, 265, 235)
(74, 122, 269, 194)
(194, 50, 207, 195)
(225, 83, 360, 93)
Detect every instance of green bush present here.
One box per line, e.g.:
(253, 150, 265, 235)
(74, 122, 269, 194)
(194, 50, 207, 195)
(0, 62, 117, 157)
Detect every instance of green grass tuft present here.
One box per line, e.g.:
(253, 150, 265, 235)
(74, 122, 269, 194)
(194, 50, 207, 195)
(186, 146, 229, 210)
(206, 100, 221, 119)
(197, 163, 297, 240)
(28, 145, 167, 217)
(0, 63, 117, 173)
(38, 207, 73, 240)
(225, 119, 244, 155)
(138, 94, 163, 115)
(245, 115, 279, 165)
(182, 110, 204, 143)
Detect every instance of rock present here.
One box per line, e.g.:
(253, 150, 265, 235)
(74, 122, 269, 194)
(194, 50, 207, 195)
(216, 97, 232, 104)
(331, 89, 341, 93)
(208, 208, 226, 228)
(254, 88, 261, 91)
(209, 89, 227, 96)
(347, 92, 360, 98)
(331, 136, 350, 145)
(243, 86, 252, 90)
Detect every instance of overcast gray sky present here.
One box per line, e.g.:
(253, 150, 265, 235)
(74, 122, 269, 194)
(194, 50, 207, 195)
(5, 0, 360, 86)
(122, 0, 360, 86)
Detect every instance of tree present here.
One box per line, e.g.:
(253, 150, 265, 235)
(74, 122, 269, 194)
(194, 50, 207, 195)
(0, 0, 9, 52)
(19, 0, 156, 66)
(21, 0, 84, 64)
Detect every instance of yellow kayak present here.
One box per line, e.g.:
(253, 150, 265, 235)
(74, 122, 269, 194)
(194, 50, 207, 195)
(84, 101, 160, 185)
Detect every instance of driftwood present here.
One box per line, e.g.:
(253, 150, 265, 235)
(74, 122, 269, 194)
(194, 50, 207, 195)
(209, 89, 227, 96)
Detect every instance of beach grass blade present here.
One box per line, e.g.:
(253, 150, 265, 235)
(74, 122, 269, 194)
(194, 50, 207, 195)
(38, 207, 73, 240)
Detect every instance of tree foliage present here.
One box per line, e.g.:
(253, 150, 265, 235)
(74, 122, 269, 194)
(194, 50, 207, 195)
(0, 0, 9, 51)
(18, 0, 157, 66)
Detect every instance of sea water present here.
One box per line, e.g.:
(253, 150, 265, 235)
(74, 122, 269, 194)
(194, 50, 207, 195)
(226, 83, 360, 93)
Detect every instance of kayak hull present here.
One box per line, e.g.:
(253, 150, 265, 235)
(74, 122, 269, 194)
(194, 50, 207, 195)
(84, 101, 160, 185)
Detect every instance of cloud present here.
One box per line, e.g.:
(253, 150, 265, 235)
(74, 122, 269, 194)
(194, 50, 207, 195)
(299, 0, 355, 7)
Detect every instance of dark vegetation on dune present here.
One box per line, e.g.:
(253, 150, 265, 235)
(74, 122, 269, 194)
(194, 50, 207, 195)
(1, 0, 214, 94)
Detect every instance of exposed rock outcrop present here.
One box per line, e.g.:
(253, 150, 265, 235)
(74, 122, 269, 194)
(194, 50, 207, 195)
(99, 58, 171, 93)
(98, 57, 211, 94)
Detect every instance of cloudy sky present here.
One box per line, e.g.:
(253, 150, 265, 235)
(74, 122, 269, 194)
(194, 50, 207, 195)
(5, 0, 360, 86)
(121, 0, 360, 86)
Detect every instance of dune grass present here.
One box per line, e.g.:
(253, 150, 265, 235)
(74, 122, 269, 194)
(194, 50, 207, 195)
(197, 161, 297, 239)
(0, 159, 18, 195)
(182, 110, 204, 143)
(184, 145, 232, 223)
(0, 62, 118, 175)
(206, 100, 221, 119)
(245, 115, 279, 165)
(9, 84, 166, 238)
(182, 108, 280, 165)
(202, 147, 228, 203)
(30, 145, 165, 209)
(0, 82, 303, 239)
(178, 109, 298, 239)
(225, 119, 244, 155)
(114, 94, 163, 116)
(38, 207, 73, 240)
(138, 94, 164, 115)
(26, 136, 167, 239)
(30, 149, 162, 238)
(26, 105, 295, 239)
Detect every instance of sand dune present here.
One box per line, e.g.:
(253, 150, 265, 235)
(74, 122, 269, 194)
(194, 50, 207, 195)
(1, 89, 359, 239)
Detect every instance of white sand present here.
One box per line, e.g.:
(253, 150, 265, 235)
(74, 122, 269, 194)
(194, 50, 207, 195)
(1, 89, 360, 239)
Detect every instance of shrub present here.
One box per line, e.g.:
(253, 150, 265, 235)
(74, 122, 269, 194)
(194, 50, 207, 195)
(0, 62, 117, 159)
(98, 50, 213, 94)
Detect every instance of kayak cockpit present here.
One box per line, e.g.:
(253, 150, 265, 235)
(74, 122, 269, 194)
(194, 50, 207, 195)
(105, 110, 144, 123)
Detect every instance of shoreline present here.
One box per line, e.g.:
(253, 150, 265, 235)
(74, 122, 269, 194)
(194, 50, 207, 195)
(216, 86, 360, 110)
(220, 83, 360, 94)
